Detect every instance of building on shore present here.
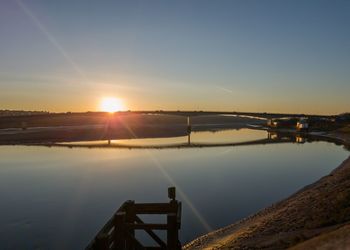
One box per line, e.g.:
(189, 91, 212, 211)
(296, 119, 309, 131)
(267, 118, 298, 129)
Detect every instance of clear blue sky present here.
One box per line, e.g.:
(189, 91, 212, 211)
(0, 0, 349, 114)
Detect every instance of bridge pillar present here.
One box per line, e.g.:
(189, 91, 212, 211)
(187, 116, 192, 145)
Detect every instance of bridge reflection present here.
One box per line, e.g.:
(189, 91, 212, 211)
(267, 132, 307, 144)
(35, 131, 312, 150)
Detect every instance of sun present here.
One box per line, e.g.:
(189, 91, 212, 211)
(100, 97, 125, 113)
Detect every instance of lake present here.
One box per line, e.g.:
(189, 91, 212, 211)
(0, 129, 348, 249)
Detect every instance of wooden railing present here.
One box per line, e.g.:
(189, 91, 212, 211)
(86, 187, 182, 250)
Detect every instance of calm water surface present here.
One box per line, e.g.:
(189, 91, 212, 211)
(61, 128, 267, 146)
(0, 129, 348, 249)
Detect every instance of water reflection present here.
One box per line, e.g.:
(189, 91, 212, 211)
(57, 129, 268, 148)
(53, 129, 343, 150)
(190, 129, 266, 144)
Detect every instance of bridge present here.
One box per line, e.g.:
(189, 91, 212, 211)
(119, 110, 332, 120)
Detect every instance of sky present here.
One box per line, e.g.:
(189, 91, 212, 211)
(0, 0, 349, 115)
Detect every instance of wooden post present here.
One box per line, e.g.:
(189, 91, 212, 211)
(167, 200, 180, 250)
(168, 187, 176, 200)
(125, 200, 135, 249)
(114, 212, 126, 250)
(177, 202, 182, 230)
(95, 233, 109, 250)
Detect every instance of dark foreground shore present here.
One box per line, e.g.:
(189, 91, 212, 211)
(184, 134, 350, 249)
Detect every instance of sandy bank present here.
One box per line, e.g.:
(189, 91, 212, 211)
(184, 134, 350, 250)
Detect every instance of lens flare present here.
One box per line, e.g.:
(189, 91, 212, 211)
(100, 97, 125, 113)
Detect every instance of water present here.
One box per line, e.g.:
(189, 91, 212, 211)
(0, 129, 348, 249)
(60, 128, 267, 146)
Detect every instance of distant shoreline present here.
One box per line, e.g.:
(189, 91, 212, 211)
(1, 114, 348, 152)
(0, 114, 265, 145)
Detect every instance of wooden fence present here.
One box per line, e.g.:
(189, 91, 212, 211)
(86, 187, 182, 250)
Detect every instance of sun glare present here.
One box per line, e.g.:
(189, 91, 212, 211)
(100, 97, 125, 113)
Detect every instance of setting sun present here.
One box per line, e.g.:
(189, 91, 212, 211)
(100, 97, 125, 113)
